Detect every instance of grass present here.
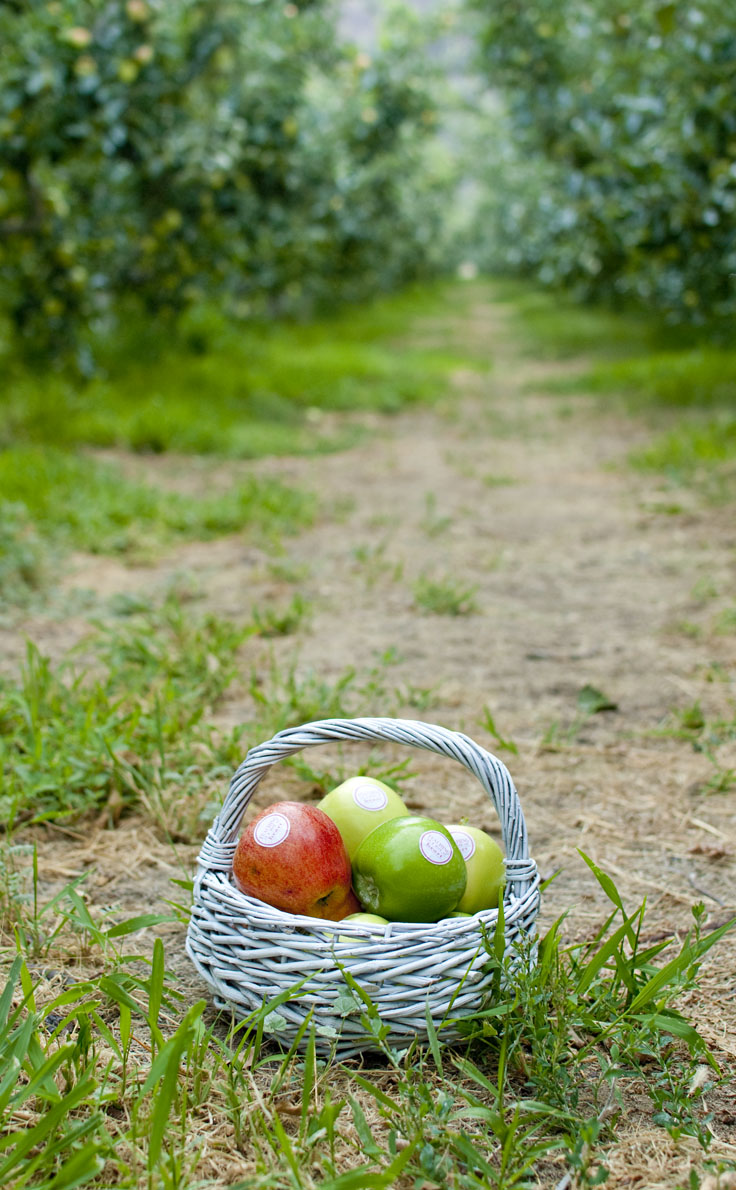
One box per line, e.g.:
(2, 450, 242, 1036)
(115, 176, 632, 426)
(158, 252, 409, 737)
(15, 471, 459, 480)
(629, 413, 736, 498)
(490, 277, 736, 500)
(651, 691, 736, 798)
(0, 846, 733, 1189)
(585, 350, 736, 410)
(2, 284, 483, 460)
(0, 504, 48, 608)
(0, 282, 485, 608)
(413, 573, 479, 616)
(488, 279, 660, 362)
(577, 346, 736, 498)
(0, 446, 316, 559)
(0, 598, 252, 835)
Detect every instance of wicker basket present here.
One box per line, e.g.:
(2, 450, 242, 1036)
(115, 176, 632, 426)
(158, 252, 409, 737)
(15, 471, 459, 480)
(186, 717, 541, 1057)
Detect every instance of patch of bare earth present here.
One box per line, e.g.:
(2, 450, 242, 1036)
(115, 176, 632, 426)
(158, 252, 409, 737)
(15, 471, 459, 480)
(7, 294, 736, 1186)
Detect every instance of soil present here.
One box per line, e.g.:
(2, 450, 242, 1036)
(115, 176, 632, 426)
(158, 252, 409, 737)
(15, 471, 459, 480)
(4, 290, 736, 1187)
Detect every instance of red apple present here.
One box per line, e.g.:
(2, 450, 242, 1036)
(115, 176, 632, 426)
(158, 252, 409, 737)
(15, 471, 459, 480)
(232, 801, 359, 920)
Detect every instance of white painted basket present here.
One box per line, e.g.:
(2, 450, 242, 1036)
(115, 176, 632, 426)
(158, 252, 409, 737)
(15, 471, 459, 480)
(186, 717, 541, 1057)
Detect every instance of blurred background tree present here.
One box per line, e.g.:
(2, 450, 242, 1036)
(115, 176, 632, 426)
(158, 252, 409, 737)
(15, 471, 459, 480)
(463, 0, 736, 328)
(0, 0, 450, 367)
(3, 0, 734, 369)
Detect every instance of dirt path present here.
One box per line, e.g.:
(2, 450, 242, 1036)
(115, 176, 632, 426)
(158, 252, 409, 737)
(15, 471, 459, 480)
(12, 290, 736, 1184)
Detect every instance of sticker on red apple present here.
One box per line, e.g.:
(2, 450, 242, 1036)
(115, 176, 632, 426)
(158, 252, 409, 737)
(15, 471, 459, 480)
(353, 783, 389, 812)
(419, 830, 454, 865)
(449, 828, 476, 861)
(253, 812, 291, 848)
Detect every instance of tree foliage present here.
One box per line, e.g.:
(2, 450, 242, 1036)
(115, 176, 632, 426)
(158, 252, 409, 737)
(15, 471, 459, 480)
(0, 0, 446, 362)
(468, 0, 736, 325)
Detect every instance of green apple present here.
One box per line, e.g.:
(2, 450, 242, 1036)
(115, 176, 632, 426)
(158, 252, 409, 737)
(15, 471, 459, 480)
(337, 911, 389, 946)
(352, 815, 466, 922)
(317, 776, 409, 859)
(342, 912, 390, 927)
(446, 824, 505, 914)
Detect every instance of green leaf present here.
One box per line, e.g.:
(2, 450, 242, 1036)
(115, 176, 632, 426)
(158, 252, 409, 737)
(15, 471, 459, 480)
(576, 684, 617, 714)
(353, 1074, 400, 1113)
(574, 912, 643, 995)
(627, 917, 735, 1018)
(0, 957, 22, 1031)
(262, 1010, 287, 1033)
(480, 705, 519, 754)
(577, 850, 639, 950)
(631, 1011, 707, 1052)
(147, 936, 165, 1052)
(424, 1000, 444, 1074)
(142, 1000, 206, 1172)
(655, 4, 677, 34)
(104, 912, 174, 939)
(348, 1096, 384, 1159)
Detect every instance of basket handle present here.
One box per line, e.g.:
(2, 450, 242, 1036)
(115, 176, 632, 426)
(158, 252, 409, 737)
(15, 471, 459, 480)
(196, 717, 537, 898)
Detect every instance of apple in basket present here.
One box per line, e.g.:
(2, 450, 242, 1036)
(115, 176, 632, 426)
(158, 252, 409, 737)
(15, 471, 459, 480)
(352, 815, 467, 922)
(446, 824, 505, 914)
(317, 775, 409, 859)
(232, 801, 360, 920)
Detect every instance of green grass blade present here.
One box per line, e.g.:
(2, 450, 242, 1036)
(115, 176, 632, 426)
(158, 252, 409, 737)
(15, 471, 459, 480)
(104, 913, 174, 939)
(574, 912, 643, 996)
(0, 957, 22, 1030)
(631, 1011, 711, 1056)
(353, 1074, 400, 1113)
(0, 1073, 93, 1181)
(299, 1026, 316, 1142)
(147, 936, 165, 1052)
(44, 1141, 105, 1190)
(143, 1000, 206, 1172)
(627, 916, 735, 1016)
(348, 1096, 384, 1160)
(424, 1000, 444, 1074)
(578, 850, 639, 950)
(269, 1110, 301, 1181)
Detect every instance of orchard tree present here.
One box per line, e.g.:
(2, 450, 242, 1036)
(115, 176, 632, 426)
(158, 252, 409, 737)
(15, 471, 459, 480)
(0, 0, 447, 363)
(467, 0, 736, 324)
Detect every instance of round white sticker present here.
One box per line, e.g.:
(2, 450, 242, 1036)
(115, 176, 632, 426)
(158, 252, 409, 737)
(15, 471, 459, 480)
(450, 828, 476, 861)
(353, 783, 389, 812)
(419, 830, 454, 865)
(253, 812, 290, 848)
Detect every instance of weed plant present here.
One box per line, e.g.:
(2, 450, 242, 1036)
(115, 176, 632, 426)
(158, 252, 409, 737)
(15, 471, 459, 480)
(246, 648, 402, 743)
(413, 573, 479, 616)
(252, 594, 313, 639)
(0, 614, 411, 836)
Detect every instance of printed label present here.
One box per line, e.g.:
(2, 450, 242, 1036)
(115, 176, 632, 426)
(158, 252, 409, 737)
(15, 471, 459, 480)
(419, 830, 454, 866)
(449, 828, 476, 861)
(253, 812, 290, 848)
(353, 783, 389, 812)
